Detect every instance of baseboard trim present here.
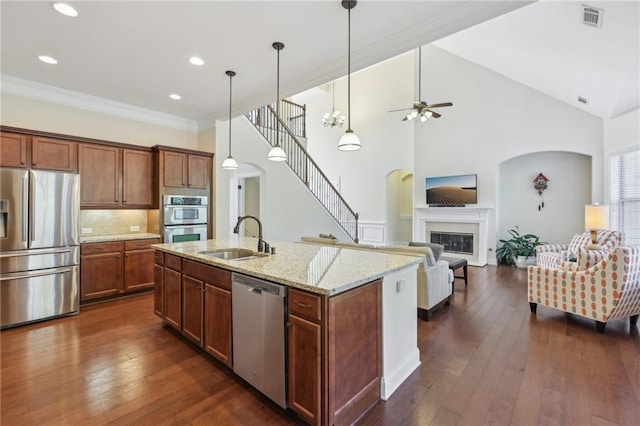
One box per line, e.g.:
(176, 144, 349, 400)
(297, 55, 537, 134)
(380, 347, 421, 400)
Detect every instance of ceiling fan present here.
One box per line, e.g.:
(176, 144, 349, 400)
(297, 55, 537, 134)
(388, 46, 452, 122)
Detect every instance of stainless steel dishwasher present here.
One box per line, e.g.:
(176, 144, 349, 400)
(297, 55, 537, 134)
(232, 273, 287, 408)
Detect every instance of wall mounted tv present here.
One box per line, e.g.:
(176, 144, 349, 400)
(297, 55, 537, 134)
(425, 174, 477, 206)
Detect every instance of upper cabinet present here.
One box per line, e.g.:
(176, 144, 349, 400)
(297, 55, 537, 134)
(0, 132, 29, 168)
(32, 137, 78, 172)
(1, 132, 77, 172)
(79, 144, 121, 207)
(122, 149, 152, 206)
(79, 144, 153, 208)
(161, 150, 209, 189)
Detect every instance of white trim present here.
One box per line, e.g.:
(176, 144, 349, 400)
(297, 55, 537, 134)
(358, 220, 385, 245)
(414, 206, 492, 266)
(1, 75, 198, 133)
(380, 348, 420, 401)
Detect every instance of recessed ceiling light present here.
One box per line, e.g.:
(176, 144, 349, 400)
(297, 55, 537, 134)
(38, 55, 58, 64)
(169, 94, 182, 100)
(189, 56, 204, 66)
(51, 2, 78, 17)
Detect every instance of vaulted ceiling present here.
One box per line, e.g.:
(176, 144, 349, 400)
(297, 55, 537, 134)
(1, 1, 637, 131)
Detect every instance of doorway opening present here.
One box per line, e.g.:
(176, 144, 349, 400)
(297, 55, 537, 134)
(385, 170, 413, 244)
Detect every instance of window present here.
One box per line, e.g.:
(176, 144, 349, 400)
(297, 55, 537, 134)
(610, 147, 640, 244)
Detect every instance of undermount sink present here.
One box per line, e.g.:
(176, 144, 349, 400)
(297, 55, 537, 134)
(198, 248, 265, 261)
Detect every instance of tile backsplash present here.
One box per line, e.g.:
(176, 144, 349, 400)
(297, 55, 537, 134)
(80, 210, 148, 235)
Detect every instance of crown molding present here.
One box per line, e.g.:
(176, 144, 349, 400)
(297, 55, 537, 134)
(1, 75, 198, 133)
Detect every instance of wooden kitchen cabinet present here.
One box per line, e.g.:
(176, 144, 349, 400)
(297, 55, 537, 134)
(162, 150, 209, 189)
(31, 137, 77, 172)
(80, 242, 123, 300)
(181, 259, 233, 366)
(154, 264, 164, 318)
(79, 143, 120, 207)
(288, 288, 323, 425)
(288, 282, 381, 426)
(204, 283, 232, 367)
(182, 275, 204, 345)
(163, 254, 182, 331)
(79, 144, 153, 208)
(154, 251, 164, 318)
(81, 238, 159, 303)
(122, 149, 152, 206)
(0, 132, 29, 168)
(124, 239, 157, 292)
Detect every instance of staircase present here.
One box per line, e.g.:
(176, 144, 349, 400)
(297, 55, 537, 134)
(246, 100, 359, 242)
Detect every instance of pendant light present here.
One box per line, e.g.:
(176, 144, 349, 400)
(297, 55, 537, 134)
(221, 70, 239, 170)
(337, 0, 361, 151)
(267, 41, 287, 162)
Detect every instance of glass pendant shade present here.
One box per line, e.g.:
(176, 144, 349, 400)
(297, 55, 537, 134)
(221, 156, 238, 170)
(267, 145, 287, 161)
(338, 130, 361, 151)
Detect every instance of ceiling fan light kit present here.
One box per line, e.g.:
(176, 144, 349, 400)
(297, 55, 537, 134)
(338, 0, 361, 151)
(389, 46, 453, 123)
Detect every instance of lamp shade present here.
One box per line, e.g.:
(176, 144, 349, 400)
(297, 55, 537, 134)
(221, 156, 238, 170)
(338, 130, 361, 151)
(267, 145, 287, 161)
(585, 204, 610, 230)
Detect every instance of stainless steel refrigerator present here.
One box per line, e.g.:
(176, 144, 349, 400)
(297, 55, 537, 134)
(0, 168, 80, 328)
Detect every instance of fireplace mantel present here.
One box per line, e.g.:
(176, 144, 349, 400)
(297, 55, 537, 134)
(414, 206, 492, 266)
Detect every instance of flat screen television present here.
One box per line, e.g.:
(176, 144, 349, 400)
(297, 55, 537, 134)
(425, 174, 477, 206)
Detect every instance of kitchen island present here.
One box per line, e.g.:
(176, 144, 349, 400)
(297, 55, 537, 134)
(153, 237, 422, 426)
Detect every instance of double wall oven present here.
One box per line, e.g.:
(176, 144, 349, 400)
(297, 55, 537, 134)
(163, 195, 208, 243)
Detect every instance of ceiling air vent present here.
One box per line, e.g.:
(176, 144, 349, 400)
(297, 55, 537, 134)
(582, 5, 603, 28)
(578, 96, 589, 105)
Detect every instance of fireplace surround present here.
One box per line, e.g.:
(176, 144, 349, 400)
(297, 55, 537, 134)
(415, 207, 492, 266)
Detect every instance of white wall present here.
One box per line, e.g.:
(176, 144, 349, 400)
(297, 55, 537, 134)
(292, 52, 414, 223)
(498, 151, 592, 245)
(215, 116, 350, 243)
(1, 93, 199, 149)
(413, 46, 604, 253)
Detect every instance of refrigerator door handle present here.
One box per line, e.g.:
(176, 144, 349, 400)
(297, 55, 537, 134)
(23, 174, 29, 246)
(0, 266, 75, 281)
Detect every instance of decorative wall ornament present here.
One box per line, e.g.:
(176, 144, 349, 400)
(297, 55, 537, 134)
(533, 172, 549, 211)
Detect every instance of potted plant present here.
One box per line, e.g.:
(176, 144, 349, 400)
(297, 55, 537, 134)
(496, 226, 543, 268)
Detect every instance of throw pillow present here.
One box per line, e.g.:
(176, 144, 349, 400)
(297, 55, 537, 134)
(409, 242, 444, 261)
(567, 232, 590, 255)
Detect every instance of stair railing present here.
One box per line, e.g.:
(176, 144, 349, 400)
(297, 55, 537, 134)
(245, 105, 359, 242)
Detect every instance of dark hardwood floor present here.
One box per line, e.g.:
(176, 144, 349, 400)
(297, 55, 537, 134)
(2, 265, 638, 425)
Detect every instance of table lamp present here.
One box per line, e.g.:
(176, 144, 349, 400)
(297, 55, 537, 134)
(584, 203, 609, 249)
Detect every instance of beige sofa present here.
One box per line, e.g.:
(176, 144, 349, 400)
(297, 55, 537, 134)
(299, 237, 453, 320)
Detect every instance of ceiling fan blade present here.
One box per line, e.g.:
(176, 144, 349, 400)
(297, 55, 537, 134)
(425, 102, 453, 108)
(401, 116, 409, 121)
(429, 110, 442, 118)
(388, 108, 414, 113)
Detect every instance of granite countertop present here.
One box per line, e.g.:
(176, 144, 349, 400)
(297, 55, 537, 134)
(153, 237, 421, 296)
(80, 233, 162, 244)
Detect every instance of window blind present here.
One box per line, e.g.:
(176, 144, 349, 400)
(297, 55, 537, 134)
(610, 147, 640, 244)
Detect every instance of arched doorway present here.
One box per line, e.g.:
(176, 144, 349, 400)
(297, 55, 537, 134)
(385, 170, 413, 244)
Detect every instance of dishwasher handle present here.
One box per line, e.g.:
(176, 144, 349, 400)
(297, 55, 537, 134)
(232, 273, 286, 298)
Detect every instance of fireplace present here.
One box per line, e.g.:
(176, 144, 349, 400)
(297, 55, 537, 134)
(414, 207, 492, 266)
(431, 232, 473, 254)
